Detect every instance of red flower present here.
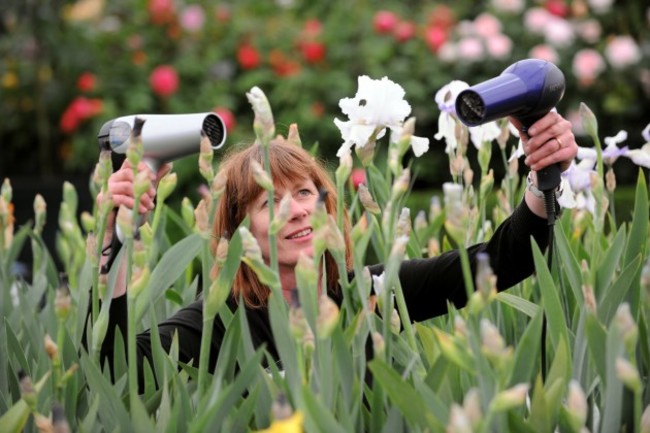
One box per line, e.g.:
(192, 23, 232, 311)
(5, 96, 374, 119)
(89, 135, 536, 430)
(149, 65, 179, 97)
(237, 43, 261, 70)
(212, 107, 236, 131)
(350, 168, 366, 190)
(545, 0, 569, 17)
(60, 96, 103, 134)
(301, 41, 326, 64)
(269, 50, 300, 77)
(76, 72, 96, 93)
(373, 10, 398, 34)
(148, 0, 176, 25)
(215, 5, 231, 22)
(424, 26, 448, 53)
(393, 21, 416, 42)
(428, 5, 455, 30)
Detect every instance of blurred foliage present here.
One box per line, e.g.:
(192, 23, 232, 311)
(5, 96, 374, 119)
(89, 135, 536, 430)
(0, 0, 648, 191)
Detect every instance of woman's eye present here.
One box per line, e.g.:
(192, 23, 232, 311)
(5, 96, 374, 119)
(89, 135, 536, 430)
(298, 188, 312, 197)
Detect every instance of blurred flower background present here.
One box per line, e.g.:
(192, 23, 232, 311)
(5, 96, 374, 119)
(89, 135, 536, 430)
(0, 0, 648, 194)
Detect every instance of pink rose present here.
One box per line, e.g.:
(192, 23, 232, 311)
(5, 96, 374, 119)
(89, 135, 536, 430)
(529, 44, 559, 64)
(149, 65, 179, 97)
(473, 13, 502, 38)
(544, 18, 575, 48)
(458, 37, 485, 62)
(180, 5, 205, 32)
(393, 21, 416, 42)
(572, 49, 605, 87)
(605, 36, 641, 69)
(576, 19, 602, 44)
(424, 26, 448, 53)
(486, 34, 512, 60)
(491, 0, 525, 13)
(373, 10, 398, 34)
(524, 8, 553, 34)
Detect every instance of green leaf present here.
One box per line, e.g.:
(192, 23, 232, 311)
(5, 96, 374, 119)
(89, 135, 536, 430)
(595, 225, 626, 295)
(301, 385, 348, 433)
(554, 223, 584, 304)
(600, 325, 625, 433)
(623, 170, 648, 312)
(597, 255, 641, 325)
(368, 359, 442, 431)
(585, 312, 607, 384)
(497, 292, 540, 318)
(531, 239, 569, 351)
(135, 233, 203, 323)
(366, 165, 390, 207)
(0, 372, 50, 433)
(509, 309, 543, 386)
(545, 334, 570, 394)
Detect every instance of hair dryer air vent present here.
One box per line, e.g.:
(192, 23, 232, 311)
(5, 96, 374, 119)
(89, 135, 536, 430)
(203, 114, 226, 148)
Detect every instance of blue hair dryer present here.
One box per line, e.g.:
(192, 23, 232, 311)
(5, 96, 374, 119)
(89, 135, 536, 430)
(455, 59, 565, 191)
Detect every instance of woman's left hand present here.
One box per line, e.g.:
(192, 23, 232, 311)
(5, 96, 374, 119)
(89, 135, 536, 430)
(511, 111, 578, 173)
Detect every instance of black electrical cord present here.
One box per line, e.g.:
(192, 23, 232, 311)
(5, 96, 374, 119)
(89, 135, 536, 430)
(540, 187, 559, 381)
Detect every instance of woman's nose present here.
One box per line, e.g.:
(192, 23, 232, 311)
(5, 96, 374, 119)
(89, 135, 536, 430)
(289, 198, 309, 220)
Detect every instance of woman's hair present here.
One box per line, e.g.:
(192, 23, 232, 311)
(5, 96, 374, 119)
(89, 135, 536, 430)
(211, 139, 353, 308)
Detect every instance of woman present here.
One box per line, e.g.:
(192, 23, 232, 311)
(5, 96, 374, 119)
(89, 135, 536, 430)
(96, 111, 577, 381)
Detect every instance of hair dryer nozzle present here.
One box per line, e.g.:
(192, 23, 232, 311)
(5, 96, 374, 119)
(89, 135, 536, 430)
(455, 59, 565, 129)
(97, 112, 227, 164)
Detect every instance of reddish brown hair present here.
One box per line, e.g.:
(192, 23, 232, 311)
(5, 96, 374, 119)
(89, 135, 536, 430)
(211, 139, 353, 308)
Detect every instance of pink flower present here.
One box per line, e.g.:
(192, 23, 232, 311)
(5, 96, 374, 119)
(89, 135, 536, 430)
(605, 36, 641, 69)
(373, 10, 398, 34)
(491, 0, 525, 13)
(545, 0, 569, 17)
(303, 19, 323, 38)
(180, 5, 205, 32)
(486, 34, 512, 60)
(424, 26, 448, 53)
(149, 65, 179, 97)
(524, 8, 553, 34)
(473, 13, 502, 38)
(572, 49, 605, 87)
(457, 37, 485, 62)
(544, 18, 575, 48)
(393, 21, 416, 42)
(576, 19, 602, 44)
(148, 0, 175, 25)
(350, 168, 366, 190)
(529, 44, 559, 64)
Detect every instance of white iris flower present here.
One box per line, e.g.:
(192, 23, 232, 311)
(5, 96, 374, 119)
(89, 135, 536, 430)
(335, 75, 429, 157)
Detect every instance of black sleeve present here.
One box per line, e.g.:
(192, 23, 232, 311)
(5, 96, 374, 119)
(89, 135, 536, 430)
(366, 200, 549, 321)
(99, 295, 226, 390)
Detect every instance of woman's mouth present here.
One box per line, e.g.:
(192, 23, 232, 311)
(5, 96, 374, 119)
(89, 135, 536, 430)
(286, 228, 313, 239)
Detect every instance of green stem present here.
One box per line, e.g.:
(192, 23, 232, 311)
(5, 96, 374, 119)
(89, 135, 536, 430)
(197, 316, 214, 396)
(393, 280, 417, 351)
(261, 145, 279, 277)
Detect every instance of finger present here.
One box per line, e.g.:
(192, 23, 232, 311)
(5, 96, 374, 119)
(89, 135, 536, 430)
(527, 111, 562, 136)
(527, 137, 572, 171)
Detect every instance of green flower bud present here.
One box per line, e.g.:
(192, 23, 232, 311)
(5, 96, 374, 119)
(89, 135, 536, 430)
(269, 193, 291, 235)
(480, 318, 510, 363)
(463, 388, 482, 428)
(128, 266, 150, 299)
(335, 151, 352, 186)
(446, 404, 472, 433)
(63, 181, 78, 215)
(390, 168, 410, 202)
(116, 206, 134, 239)
(33, 194, 47, 235)
(616, 357, 641, 393)
(389, 308, 400, 334)
(490, 384, 529, 412)
(579, 102, 598, 139)
(126, 118, 145, 167)
(395, 207, 411, 239)
(44, 334, 59, 362)
(295, 252, 318, 291)
(1, 178, 12, 202)
(18, 371, 37, 410)
(355, 136, 377, 167)
(614, 303, 638, 354)
(194, 199, 209, 236)
(51, 401, 70, 433)
(205, 277, 230, 319)
(134, 169, 151, 197)
(139, 222, 153, 247)
(157, 172, 177, 203)
(565, 380, 588, 427)
(181, 197, 195, 228)
(211, 170, 227, 200)
(214, 235, 229, 268)
(54, 285, 71, 322)
(80, 211, 94, 233)
(251, 159, 274, 191)
(246, 86, 275, 145)
(86, 232, 98, 267)
(371, 331, 385, 358)
(287, 123, 302, 148)
(317, 294, 340, 339)
(199, 132, 215, 182)
(358, 184, 380, 214)
(93, 150, 113, 188)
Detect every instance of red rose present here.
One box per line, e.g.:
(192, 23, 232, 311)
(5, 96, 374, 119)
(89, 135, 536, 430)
(424, 26, 448, 53)
(60, 97, 103, 133)
(212, 107, 236, 131)
(545, 0, 569, 17)
(148, 0, 175, 25)
(237, 43, 261, 70)
(373, 10, 398, 34)
(76, 72, 96, 93)
(393, 21, 416, 42)
(149, 65, 179, 97)
(301, 41, 326, 64)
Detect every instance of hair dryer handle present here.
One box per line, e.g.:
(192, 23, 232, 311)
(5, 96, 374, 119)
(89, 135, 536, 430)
(520, 123, 561, 192)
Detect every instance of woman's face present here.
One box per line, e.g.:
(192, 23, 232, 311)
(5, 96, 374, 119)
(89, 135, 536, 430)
(248, 178, 319, 269)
